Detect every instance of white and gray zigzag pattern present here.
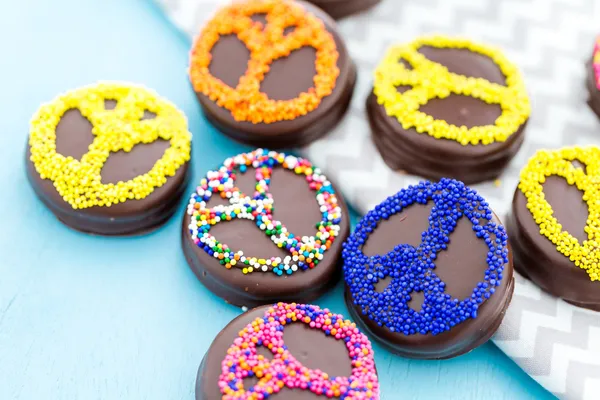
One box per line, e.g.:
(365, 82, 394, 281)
(155, 0, 600, 398)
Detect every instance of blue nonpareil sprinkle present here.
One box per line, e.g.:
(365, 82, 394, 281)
(342, 178, 508, 336)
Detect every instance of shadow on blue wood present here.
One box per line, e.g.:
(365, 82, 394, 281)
(0, 0, 554, 399)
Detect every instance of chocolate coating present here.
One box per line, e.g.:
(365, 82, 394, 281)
(196, 305, 357, 400)
(181, 166, 350, 307)
(507, 175, 600, 310)
(585, 58, 600, 119)
(26, 106, 190, 235)
(306, 0, 381, 19)
(194, 1, 356, 149)
(345, 203, 514, 359)
(368, 46, 528, 184)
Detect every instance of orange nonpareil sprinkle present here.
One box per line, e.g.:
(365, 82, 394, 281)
(189, 0, 340, 124)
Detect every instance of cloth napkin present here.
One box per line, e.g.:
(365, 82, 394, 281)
(155, 0, 600, 398)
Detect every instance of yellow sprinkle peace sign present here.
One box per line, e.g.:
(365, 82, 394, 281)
(29, 82, 192, 209)
(519, 146, 600, 281)
(373, 35, 531, 146)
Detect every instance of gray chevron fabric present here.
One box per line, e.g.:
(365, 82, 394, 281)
(155, 0, 600, 398)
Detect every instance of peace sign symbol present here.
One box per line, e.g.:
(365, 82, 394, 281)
(28, 82, 192, 209)
(518, 146, 600, 281)
(218, 303, 379, 399)
(343, 179, 509, 335)
(186, 149, 343, 276)
(373, 36, 530, 146)
(189, 0, 340, 124)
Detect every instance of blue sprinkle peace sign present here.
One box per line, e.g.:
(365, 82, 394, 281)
(342, 179, 509, 336)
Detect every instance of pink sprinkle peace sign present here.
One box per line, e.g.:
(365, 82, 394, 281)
(218, 303, 379, 399)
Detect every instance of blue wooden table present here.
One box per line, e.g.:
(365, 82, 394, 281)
(0, 0, 555, 398)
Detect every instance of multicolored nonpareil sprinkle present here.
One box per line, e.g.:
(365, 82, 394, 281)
(518, 146, 600, 281)
(186, 149, 342, 276)
(373, 35, 530, 146)
(593, 38, 600, 90)
(343, 179, 509, 335)
(28, 82, 192, 209)
(189, 0, 340, 124)
(219, 303, 379, 399)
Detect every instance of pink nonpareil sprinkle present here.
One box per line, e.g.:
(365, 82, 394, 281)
(217, 303, 380, 399)
(594, 39, 600, 90)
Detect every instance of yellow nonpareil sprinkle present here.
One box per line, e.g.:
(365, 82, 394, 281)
(519, 146, 600, 281)
(373, 35, 531, 145)
(29, 82, 192, 209)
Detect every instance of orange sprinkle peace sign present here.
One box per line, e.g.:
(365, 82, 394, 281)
(189, 0, 340, 124)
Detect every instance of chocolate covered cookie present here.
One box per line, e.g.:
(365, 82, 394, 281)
(343, 179, 514, 359)
(368, 36, 530, 184)
(507, 146, 600, 310)
(189, 0, 356, 149)
(196, 303, 380, 400)
(182, 149, 349, 307)
(306, 0, 381, 20)
(586, 38, 600, 118)
(26, 82, 192, 235)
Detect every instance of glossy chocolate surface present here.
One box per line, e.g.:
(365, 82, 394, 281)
(586, 58, 600, 119)
(507, 174, 600, 310)
(345, 202, 514, 359)
(26, 105, 189, 235)
(182, 166, 350, 307)
(196, 305, 357, 400)
(194, 1, 356, 149)
(307, 0, 381, 19)
(367, 46, 528, 184)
